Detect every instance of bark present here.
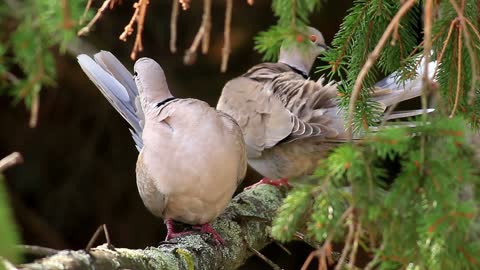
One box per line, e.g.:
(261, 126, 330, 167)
(18, 185, 286, 270)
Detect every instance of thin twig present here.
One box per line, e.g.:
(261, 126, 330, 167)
(363, 243, 384, 270)
(80, 0, 94, 24)
(300, 207, 354, 270)
(201, 0, 212, 54)
(179, 0, 190, 10)
(347, 221, 361, 269)
(248, 246, 283, 270)
(420, 0, 434, 166)
(434, 18, 458, 78)
(346, 0, 416, 138)
(221, 0, 233, 72)
(448, 0, 479, 106)
(29, 92, 39, 128)
(423, 0, 433, 113)
(464, 18, 480, 42)
(17, 245, 59, 257)
(170, 0, 179, 53)
(449, 21, 463, 117)
(334, 213, 355, 270)
(184, 0, 212, 65)
(300, 249, 323, 270)
(86, 224, 115, 252)
(274, 241, 292, 255)
(119, 0, 150, 60)
(78, 0, 112, 36)
(0, 152, 23, 173)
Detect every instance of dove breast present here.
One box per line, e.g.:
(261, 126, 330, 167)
(137, 98, 246, 225)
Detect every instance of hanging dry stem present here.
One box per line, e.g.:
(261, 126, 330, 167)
(448, 0, 479, 106)
(179, 0, 190, 10)
(450, 23, 463, 117)
(170, 0, 179, 53)
(221, 0, 233, 72)
(183, 0, 212, 65)
(119, 0, 150, 60)
(78, 0, 112, 36)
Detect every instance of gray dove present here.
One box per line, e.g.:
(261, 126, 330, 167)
(77, 51, 246, 244)
(217, 26, 435, 188)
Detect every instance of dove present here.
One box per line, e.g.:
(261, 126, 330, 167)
(77, 51, 246, 244)
(217, 26, 435, 189)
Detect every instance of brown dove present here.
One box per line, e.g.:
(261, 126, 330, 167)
(77, 51, 246, 244)
(217, 26, 435, 188)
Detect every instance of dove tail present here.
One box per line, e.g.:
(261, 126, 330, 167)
(372, 60, 437, 110)
(77, 51, 144, 150)
(371, 60, 437, 121)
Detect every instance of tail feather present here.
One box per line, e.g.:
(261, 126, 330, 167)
(77, 53, 143, 150)
(373, 60, 437, 110)
(93, 51, 138, 101)
(383, 109, 435, 121)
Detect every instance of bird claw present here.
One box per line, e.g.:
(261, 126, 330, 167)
(192, 223, 225, 245)
(244, 177, 292, 190)
(165, 219, 225, 245)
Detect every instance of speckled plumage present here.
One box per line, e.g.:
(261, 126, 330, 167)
(217, 27, 435, 181)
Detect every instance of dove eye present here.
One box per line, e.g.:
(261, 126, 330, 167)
(309, 35, 317, 42)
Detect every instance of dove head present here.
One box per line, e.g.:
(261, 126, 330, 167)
(134, 57, 173, 104)
(278, 27, 328, 75)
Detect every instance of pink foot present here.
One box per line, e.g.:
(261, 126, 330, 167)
(192, 223, 225, 245)
(165, 219, 194, 241)
(165, 219, 225, 245)
(244, 177, 292, 190)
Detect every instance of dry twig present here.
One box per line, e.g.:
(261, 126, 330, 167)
(170, 0, 179, 53)
(80, 0, 94, 25)
(334, 213, 355, 270)
(78, 0, 112, 36)
(119, 0, 150, 60)
(248, 247, 283, 270)
(0, 152, 23, 173)
(447, 0, 479, 107)
(347, 221, 362, 269)
(29, 92, 39, 128)
(179, 0, 190, 10)
(184, 0, 212, 65)
(450, 15, 463, 118)
(221, 0, 233, 72)
(86, 224, 114, 252)
(300, 207, 353, 270)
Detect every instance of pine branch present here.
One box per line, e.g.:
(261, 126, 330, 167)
(16, 185, 286, 270)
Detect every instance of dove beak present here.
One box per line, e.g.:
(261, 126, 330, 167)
(318, 44, 331, 51)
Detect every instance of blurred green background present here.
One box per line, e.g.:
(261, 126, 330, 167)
(1, 1, 352, 268)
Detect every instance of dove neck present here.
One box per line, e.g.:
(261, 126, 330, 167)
(278, 47, 314, 77)
(285, 64, 308, 79)
(155, 97, 178, 108)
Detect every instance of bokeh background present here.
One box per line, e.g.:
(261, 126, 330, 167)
(1, 1, 352, 268)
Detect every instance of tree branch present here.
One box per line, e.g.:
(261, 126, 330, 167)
(19, 185, 286, 270)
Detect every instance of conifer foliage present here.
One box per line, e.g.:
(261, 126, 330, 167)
(257, 0, 480, 269)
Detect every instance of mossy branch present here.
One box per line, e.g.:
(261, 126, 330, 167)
(17, 185, 286, 270)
